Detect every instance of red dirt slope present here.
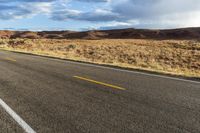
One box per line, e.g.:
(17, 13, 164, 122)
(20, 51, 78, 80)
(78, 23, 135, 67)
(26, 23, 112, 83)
(1, 27, 200, 40)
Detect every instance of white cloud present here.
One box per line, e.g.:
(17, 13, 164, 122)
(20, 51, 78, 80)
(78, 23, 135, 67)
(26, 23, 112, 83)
(50, 0, 200, 28)
(0, 0, 200, 29)
(109, 0, 200, 28)
(0, 0, 54, 20)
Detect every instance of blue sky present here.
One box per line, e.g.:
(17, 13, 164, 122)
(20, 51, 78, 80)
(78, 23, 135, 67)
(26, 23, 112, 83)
(0, 0, 200, 31)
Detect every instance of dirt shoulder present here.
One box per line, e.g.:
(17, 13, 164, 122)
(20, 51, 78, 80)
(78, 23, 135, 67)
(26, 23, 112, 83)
(0, 39, 199, 78)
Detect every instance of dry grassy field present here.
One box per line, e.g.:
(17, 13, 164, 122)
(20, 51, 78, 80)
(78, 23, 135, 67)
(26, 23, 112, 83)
(0, 39, 199, 78)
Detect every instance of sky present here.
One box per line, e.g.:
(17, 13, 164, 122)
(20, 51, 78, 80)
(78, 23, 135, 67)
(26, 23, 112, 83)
(0, 0, 200, 31)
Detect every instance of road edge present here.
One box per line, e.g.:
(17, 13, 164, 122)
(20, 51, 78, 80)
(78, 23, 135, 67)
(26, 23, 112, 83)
(0, 48, 199, 83)
(0, 98, 36, 133)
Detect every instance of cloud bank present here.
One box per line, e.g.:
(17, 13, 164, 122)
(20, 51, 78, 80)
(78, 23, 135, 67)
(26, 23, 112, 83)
(0, 0, 200, 29)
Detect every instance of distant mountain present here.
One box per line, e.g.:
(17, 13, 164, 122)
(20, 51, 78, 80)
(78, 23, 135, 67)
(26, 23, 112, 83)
(1, 27, 200, 40)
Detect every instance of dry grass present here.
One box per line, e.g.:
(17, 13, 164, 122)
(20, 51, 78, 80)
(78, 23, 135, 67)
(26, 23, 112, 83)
(0, 38, 200, 78)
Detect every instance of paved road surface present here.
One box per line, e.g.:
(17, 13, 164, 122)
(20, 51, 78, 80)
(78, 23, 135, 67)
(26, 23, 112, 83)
(0, 50, 199, 133)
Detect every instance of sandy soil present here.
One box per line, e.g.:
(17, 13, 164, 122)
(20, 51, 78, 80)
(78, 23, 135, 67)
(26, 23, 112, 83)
(0, 39, 199, 78)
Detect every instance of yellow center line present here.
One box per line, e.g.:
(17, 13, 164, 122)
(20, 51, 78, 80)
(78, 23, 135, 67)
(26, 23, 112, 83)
(4, 57, 16, 62)
(73, 76, 126, 90)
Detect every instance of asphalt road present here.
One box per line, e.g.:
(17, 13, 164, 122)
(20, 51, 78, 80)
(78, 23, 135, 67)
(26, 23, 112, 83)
(0, 50, 199, 133)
